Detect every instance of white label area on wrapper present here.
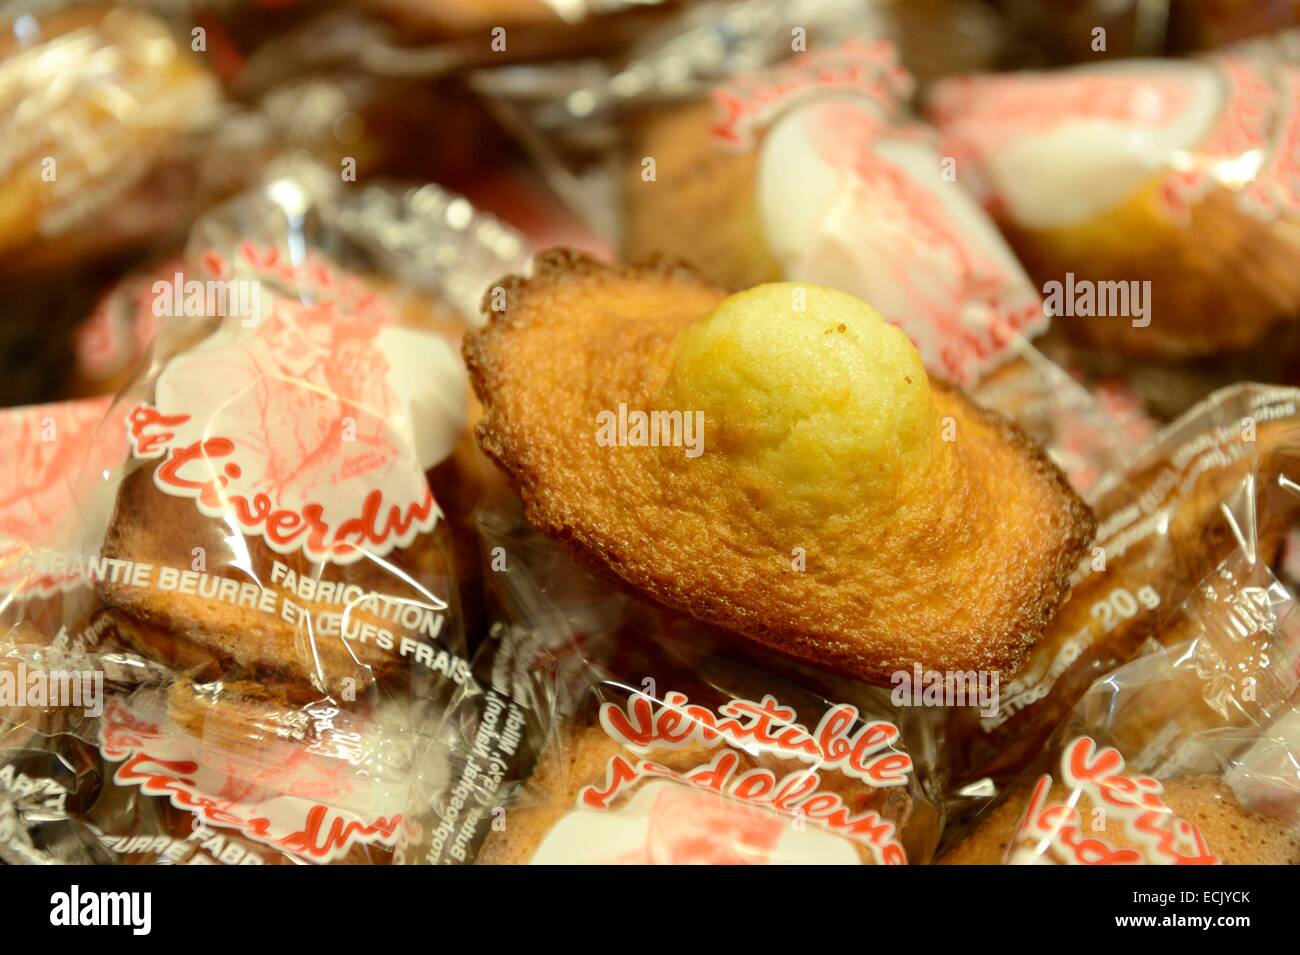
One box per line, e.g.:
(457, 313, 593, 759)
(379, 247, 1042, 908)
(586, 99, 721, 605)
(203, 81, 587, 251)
(933, 53, 1299, 228)
(531, 780, 861, 865)
(756, 100, 1045, 387)
(939, 61, 1223, 229)
(125, 260, 467, 566)
(99, 693, 421, 864)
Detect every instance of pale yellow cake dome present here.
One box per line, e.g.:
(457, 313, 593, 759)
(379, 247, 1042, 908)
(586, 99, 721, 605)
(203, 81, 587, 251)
(664, 282, 938, 512)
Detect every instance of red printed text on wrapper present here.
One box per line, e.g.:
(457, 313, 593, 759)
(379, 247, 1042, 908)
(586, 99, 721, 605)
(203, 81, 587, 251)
(100, 697, 411, 864)
(1012, 736, 1218, 865)
(710, 39, 912, 151)
(578, 691, 912, 864)
(123, 245, 441, 566)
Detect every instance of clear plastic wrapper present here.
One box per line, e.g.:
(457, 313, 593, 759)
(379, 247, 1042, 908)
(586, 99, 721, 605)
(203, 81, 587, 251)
(0, 9, 494, 410)
(929, 30, 1300, 385)
(946, 384, 1300, 813)
(0, 4, 492, 275)
(0, 397, 123, 636)
(943, 549, 1300, 864)
(971, 338, 1157, 495)
(431, 506, 944, 865)
(14, 0, 1300, 873)
(65, 157, 531, 400)
(0, 164, 528, 865)
(217, 0, 672, 101)
(70, 261, 177, 398)
(0, 5, 225, 274)
(470, 0, 1004, 155)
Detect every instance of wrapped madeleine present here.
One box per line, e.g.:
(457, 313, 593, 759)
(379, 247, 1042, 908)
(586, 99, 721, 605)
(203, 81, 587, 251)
(0, 6, 223, 274)
(623, 40, 1046, 389)
(949, 384, 1300, 793)
(930, 33, 1300, 362)
(944, 561, 1300, 865)
(434, 511, 943, 865)
(0, 170, 534, 866)
(616, 42, 1152, 493)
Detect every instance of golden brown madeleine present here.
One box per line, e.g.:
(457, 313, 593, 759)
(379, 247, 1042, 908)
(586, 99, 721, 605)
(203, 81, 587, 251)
(997, 185, 1300, 360)
(942, 776, 1300, 865)
(465, 251, 1094, 683)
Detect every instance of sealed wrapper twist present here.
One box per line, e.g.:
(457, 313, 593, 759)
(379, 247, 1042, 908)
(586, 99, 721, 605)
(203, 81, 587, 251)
(433, 507, 941, 866)
(947, 384, 1300, 810)
(944, 550, 1300, 864)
